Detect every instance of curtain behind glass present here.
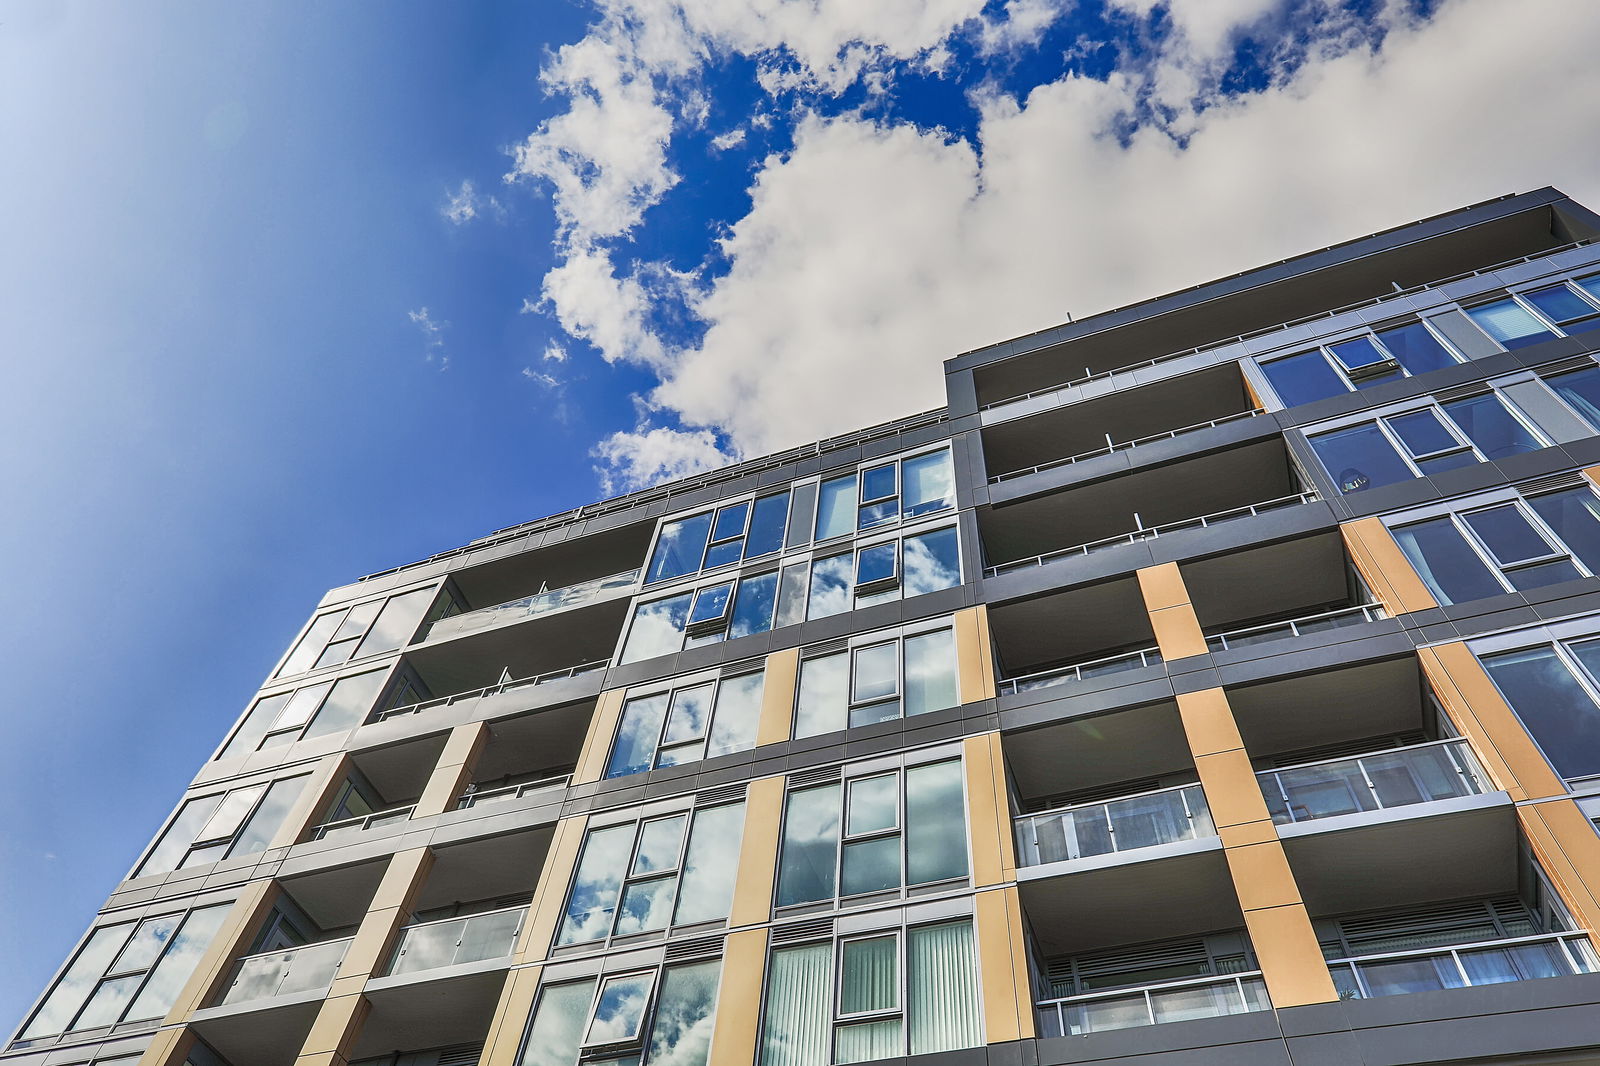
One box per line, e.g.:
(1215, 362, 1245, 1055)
(761, 945, 831, 1066)
(908, 921, 980, 1054)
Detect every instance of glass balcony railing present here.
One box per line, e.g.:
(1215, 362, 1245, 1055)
(984, 492, 1319, 577)
(457, 774, 571, 809)
(999, 646, 1163, 695)
(1329, 933, 1598, 1000)
(387, 905, 527, 976)
(1037, 972, 1269, 1037)
(220, 937, 352, 1005)
(376, 659, 609, 722)
(989, 408, 1267, 484)
(1016, 784, 1214, 866)
(311, 805, 416, 842)
(426, 569, 640, 641)
(1259, 739, 1490, 826)
(1206, 603, 1386, 652)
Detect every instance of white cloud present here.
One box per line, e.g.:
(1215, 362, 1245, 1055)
(710, 127, 747, 151)
(407, 307, 450, 370)
(511, 0, 1600, 488)
(975, 0, 1067, 56)
(521, 366, 562, 387)
(591, 423, 736, 493)
(543, 341, 569, 362)
(442, 178, 503, 224)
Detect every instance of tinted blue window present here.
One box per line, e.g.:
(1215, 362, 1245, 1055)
(729, 571, 779, 639)
(855, 542, 897, 586)
(1261, 350, 1347, 407)
(710, 502, 749, 542)
(688, 582, 734, 626)
(1308, 424, 1412, 494)
(1548, 367, 1600, 429)
(903, 528, 961, 596)
(1376, 322, 1456, 375)
(745, 494, 789, 558)
(1529, 489, 1600, 573)
(647, 513, 713, 584)
(1467, 299, 1556, 350)
(1393, 518, 1505, 605)
(1442, 395, 1541, 460)
(1386, 409, 1458, 456)
(1524, 284, 1600, 327)
(1483, 646, 1600, 779)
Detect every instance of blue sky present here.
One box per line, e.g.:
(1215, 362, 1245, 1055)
(3, 0, 1600, 1027)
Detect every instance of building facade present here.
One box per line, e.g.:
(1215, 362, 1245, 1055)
(16, 186, 1600, 1066)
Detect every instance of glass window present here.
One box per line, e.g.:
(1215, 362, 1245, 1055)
(775, 784, 841, 908)
(648, 961, 720, 1066)
(608, 692, 670, 779)
(687, 582, 734, 630)
(761, 943, 831, 1066)
(1548, 366, 1600, 430)
(356, 588, 433, 657)
(137, 798, 223, 877)
(747, 494, 790, 558)
(807, 553, 854, 620)
(703, 502, 750, 570)
(795, 652, 850, 739)
(557, 803, 745, 946)
(277, 591, 433, 679)
(1327, 336, 1403, 390)
(608, 670, 766, 778)
(277, 613, 343, 678)
(1483, 645, 1600, 780)
(621, 592, 692, 664)
(586, 972, 656, 1045)
(903, 629, 958, 716)
(729, 571, 779, 639)
(1524, 283, 1600, 332)
(302, 670, 387, 741)
(1394, 517, 1507, 606)
(855, 542, 898, 591)
(1261, 350, 1348, 407)
(1376, 321, 1457, 376)
(902, 527, 960, 596)
(1461, 506, 1561, 566)
(903, 451, 955, 518)
(521, 960, 721, 1066)
(1528, 490, 1600, 574)
(1308, 424, 1413, 494)
(1441, 394, 1543, 460)
(859, 464, 899, 529)
(816, 475, 857, 541)
(1468, 298, 1557, 350)
(647, 512, 714, 585)
(795, 626, 957, 739)
(707, 672, 763, 757)
(518, 980, 593, 1066)
(905, 760, 968, 884)
(227, 775, 309, 859)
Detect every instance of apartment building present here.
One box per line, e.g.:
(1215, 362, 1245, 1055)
(15, 185, 1600, 1066)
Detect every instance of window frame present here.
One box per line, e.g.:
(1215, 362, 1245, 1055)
(605, 666, 767, 779)
(133, 772, 311, 879)
(274, 585, 438, 680)
(1256, 317, 1463, 404)
(1471, 615, 1600, 789)
(1467, 278, 1600, 347)
(793, 617, 961, 739)
(216, 665, 394, 760)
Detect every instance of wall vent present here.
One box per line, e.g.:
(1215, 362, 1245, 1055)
(788, 765, 844, 788)
(665, 935, 725, 961)
(1517, 471, 1587, 494)
(771, 917, 835, 944)
(697, 782, 748, 807)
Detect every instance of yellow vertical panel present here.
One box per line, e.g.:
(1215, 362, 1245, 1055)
(270, 752, 352, 849)
(1341, 518, 1439, 615)
(708, 929, 770, 1066)
(479, 966, 544, 1066)
(298, 994, 370, 1060)
(1193, 748, 1274, 830)
(572, 688, 627, 785)
(1584, 465, 1600, 490)
(1421, 643, 1566, 800)
(963, 734, 1012, 888)
(987, 729, 1017, 877)
(730, 775, 787, 928)
(516, 815, 589, 962)
(414, 721, 489, 817)
(1243, 905, 1339, 1007)
(955, 607, 996, 705)
(136, 1024, 196, 1066)
(337, 848, 434, 981)
(757, 647, 799, 746)
(1175, 688, 1244, 758)
(1224, 841, 1303, 912)
(1520, 801, 1600, 936)
(1135, 562, 1191, 612)
(975, 887, 1034, 1044)
(1148, 605, 1210, 661)
(162, 878, 281, 1021)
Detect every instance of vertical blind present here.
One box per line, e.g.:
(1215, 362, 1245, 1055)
(908, 921, 980, 1055)
(762, 944, 831, 1066)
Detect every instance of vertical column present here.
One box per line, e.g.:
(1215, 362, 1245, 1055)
(269, 753, 353, 848)
(1137, 564, 1338, 1008)
(294, 848, 434, 1066)
(571, 689, 626, 785)
(414, 721, 489, 817)
(1341, 519, 1439, 616)
(708, 928, 771, 1066)
(963, 733, 1016, 888)
(730, 775, 786, 928)
(954, 605, 999, 704)
(478, 966, 543, 1066)
(974, 887, 1034, 1043)
(756, 648, 799, 746)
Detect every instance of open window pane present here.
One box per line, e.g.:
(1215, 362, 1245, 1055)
(1393, 517, 1506, 605)
(904, 629, 957, 716)
(816, 476, 857, 541)
(648, 513, 714, 584)
(1483, 646, 1600, 780)
(1377, 322, 1457, 375)
(906, 760, 968, 884)
(1308, 424, 1413, 494)
(706, 673, 764, 758)
(674, 803, 745, 926)
(851, 644, 898, 704)
(1529, 489, 1600, 573)
(519, 980, 595, 1066)
(776, 785, 840, 906)
(1261, 350, 1347, 407)
(1462, 506, 1558, 565)
(1468, 299, 1556, 349)
(902, 528, 961, 596)
(585, 972, 657, 1045)
(840, 936, 898, 1013)
(795, 652, 849, 738)
(1443, 395, 1542, 460)
(608, 694, 671, 779)
(1328, 336, 1388, 371)
(688, 583, 735, 627)
(746, 494, 790, 558)
(855, 543, 898, 588)
(662, 684, 714, 745)
(903, 450, 955, 518)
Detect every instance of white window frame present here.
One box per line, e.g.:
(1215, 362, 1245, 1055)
(606, 664, 767, 777)
(793, 615, 961, 737)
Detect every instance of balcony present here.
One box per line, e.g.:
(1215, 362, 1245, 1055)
(426, 569, 639, 642)
(387, 905, 527, 977)
(1017, 784, 1214, 866)
(1328, 933, 1598, 1000)
(1001, 645, 1162, 696)
(376, 661, 607, 723)
(1259, 738, 1489, 826)
(219, 937, 352, 1005)
(312, 805, 416, 842)
(458, 773, 570, 809)
(1037, 971, 1269, 1037)
(1207, 602, 1386, 653)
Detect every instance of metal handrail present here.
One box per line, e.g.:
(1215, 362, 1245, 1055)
(979, 239, 1598, 412)
(375, 659, 609, 722)
(388, 904, 528, 975)
(1038, 969, 1266, 1009)
(458, 774, 572, 808)
(359, 408, 949, 582)
(1036, 971, 1267, 1035)
(426, 568, 640, 640)
(396, 902, 529, 936)
(1015, 783, 1213, 866)
(999, 646, 1163, 695)
(230, 936, 355, 966)
(984, 491, 1320, 577)
(1258, 738, 1488, 825)
(311, 805, 416, 840)
(1206, 603, 1386, 650)
(989, 409, 1267, 483)
(1326, 932, 1597, 999)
